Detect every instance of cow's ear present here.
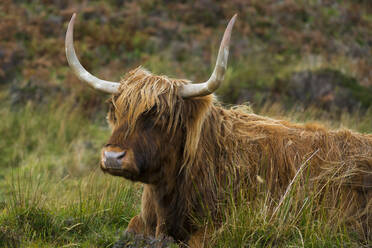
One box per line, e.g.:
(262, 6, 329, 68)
(106, 101, 117, 127)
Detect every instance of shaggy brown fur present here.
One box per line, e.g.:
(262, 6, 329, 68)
(103, 67, 372, 244)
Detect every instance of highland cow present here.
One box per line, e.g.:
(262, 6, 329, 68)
(65, 13, 372, 245)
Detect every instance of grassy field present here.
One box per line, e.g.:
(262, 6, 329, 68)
(0, 97, 141, 247)
(0, 93, 371, 247)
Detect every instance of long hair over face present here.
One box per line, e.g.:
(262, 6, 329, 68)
(111, 67, 213, 167)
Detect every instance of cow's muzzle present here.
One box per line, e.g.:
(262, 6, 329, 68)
(102, 150, 126, 169)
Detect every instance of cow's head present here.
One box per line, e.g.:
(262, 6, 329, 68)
(65, 13, 236, 183)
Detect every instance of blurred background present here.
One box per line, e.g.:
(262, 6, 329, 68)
(0, 0, 371, 247)
(2, 0, 371, 114)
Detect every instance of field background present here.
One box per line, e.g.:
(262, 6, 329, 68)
(0, 0, 371, 247)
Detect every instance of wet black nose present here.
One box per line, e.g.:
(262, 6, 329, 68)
(103, 151, 126, 169)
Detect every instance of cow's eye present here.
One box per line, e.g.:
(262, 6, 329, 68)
(139, 106, 156, 120)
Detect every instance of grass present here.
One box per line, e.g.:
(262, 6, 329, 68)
(0, 99, 141, 247)
(0, 95, 371, 247)
(211, 154, 362, 248)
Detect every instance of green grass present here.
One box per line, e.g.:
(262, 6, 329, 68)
(0, 97, 371, 247)
(210, 160, 364, 247)
(0, 100, 141, 247)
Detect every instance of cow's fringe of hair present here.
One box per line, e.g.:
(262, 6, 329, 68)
(114, 67, 372, 239)
(114, 66, 213, 165)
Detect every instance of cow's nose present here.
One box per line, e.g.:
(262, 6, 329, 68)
(103, 151, 126, 169)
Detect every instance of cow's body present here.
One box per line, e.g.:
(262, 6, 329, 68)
(103, 68, 372, 243)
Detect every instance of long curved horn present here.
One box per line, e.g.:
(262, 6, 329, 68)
(65, 13, 120, 94)
(179, 14, 237, 98)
